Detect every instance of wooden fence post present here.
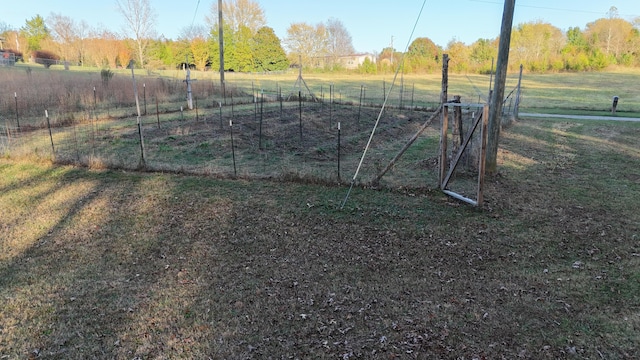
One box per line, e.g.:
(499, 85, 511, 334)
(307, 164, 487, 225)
(439, 54, 450, 188)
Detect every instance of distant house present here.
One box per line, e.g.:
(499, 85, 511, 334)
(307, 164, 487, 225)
(337, 53, 376, 70)
(311, 53, 377, 70)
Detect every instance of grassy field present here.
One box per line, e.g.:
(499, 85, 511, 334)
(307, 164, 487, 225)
(3, 64, 640, 130)
(1, 114, 639, 358)
(2, 65, 640, 358)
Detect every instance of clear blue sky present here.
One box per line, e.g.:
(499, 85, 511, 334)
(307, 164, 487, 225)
(2, 0, 640, 53)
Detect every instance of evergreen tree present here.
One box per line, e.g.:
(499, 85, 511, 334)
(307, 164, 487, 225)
(252, 26, 288, 71)
(20, 15, 49, 52)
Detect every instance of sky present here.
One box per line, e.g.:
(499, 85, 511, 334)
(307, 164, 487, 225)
(2, 0, 640, 53)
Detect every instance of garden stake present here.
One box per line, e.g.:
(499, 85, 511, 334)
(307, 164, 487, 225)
(45, 110, 55, 155)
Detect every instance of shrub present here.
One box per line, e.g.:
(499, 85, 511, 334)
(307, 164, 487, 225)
(32, 50, 60, 68)
(101, 69, 114, 86)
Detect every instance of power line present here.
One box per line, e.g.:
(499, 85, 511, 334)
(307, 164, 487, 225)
(341, 0, 429, 209)
(468, 0, 639, 18)
(190, 0, 201, 31)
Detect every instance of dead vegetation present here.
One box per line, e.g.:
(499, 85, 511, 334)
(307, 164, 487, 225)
(1, 116, 639, 359)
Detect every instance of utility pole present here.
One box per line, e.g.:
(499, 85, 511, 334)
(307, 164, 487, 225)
(218, 0, 226, 98)
(486, 0, 516, 175)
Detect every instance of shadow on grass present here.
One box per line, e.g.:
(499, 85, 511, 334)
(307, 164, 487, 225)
(1, 115, 639, 359)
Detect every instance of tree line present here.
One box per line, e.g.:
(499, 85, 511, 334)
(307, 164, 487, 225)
(1, 1, 639, 74)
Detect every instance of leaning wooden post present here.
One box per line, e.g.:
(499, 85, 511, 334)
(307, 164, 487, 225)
(439, 54, 450, 188)
(372, 105, 442, 185)
(45, 110, 55, 156)
(129, 60, 146, 167)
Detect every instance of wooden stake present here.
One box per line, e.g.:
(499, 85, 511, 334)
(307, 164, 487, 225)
(439, 54, 450, 187)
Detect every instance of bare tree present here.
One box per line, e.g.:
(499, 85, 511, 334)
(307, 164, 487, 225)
(115, 0, 156, 68)
(326, 18, 354, 60)
(47, 13, 88, 64)
(207, 0, 266, 34)
(179, 24, 211, 71)
(284, 22, 328, 67)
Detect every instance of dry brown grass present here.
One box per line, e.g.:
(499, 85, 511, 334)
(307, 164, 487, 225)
(1, 115, 639, 358)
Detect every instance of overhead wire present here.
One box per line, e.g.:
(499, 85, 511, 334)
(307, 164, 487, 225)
(190, 0, 201, 32)
(340, 0, 429, 210)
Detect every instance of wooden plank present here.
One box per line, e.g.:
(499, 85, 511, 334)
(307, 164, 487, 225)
(372, 105, 442, 184)
(443, 190, 478, 206)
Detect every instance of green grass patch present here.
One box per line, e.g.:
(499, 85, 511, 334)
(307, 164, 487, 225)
(2, 116, 639, 358)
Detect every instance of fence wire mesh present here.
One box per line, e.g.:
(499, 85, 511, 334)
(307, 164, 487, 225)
(1, 74, 520, 189)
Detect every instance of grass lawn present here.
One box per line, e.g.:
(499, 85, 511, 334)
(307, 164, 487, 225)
(1, 116, 639, 358)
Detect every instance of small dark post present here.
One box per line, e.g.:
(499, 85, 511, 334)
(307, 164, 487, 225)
(299, 90, 303, 142)
(337, 121, 341, 182)
(93, 86, 97, 109)
(45, 110, 55, 155)
(180, 106, 184, 121)
(156, 96, 160, 129)
(259, 90, 264, 150)
(399, 74, 404, 109)
(252, 81, 257, 122)
(357, 85, 364, 126)
(329, 84, 333, 129)
(143, 83, 147, 115)
(195, 97, 199, 121)
(219, 102, 223, 130)
(363, 85, 366, 105)
(279, 86, 283, 120)
(229, 119, 237, 177)
(611, 96, 619, 115)
(230, 92, 235, 119)
(411, 83, 415, 111)
(72, 118, 80, 161)
(383, 80, 386, 102)
(14, 92, 20, 130)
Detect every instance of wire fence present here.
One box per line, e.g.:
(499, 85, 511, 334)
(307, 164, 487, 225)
(1, 75, 520, 189)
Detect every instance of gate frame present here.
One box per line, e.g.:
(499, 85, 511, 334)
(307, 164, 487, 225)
(439, 102, 489, 207)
